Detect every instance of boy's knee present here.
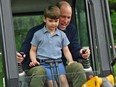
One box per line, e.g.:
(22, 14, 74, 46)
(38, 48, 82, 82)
(60, 75, 69, 86)
(60, 75, 67, 83)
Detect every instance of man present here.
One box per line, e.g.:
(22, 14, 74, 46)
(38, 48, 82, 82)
(17, 1, 90, 87)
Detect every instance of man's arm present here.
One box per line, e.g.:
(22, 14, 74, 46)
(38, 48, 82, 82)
(66, 24, 82, 60)
(19, 23, 45, 55)
(68, 25, 90, 59)
(19, 25, 41, 56)
(17, 24, 44, 70)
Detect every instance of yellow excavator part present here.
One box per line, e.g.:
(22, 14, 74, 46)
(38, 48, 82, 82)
(82, 74, 114, 87)
(106, 74, 114, 85)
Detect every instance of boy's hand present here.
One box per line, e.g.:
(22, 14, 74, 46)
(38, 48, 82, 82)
(29, 60, 40, 67)
(68, 61, 74, 65)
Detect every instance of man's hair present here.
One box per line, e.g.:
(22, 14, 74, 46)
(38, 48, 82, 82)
(56, 1, 71, 9)
(44, 5, 60, 19)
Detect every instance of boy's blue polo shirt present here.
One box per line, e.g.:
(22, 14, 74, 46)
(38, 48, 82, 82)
(31, 26, 70, 60)
(20, 23, 82, 70)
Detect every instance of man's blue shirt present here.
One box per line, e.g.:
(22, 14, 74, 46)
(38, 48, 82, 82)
(31, 26, 69, 60)
(20, 23, 82, 70)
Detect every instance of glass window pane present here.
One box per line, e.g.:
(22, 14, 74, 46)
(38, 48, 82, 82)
(13, 15, 43, 86)
(75, 0, 89, 47)
(75, 0, 100, 74)
(13, 15, 43, 51)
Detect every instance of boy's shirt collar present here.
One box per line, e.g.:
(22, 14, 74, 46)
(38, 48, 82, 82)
(42, 26, 60, 36)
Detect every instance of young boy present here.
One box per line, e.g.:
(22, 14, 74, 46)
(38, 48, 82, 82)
(29, 5, 74, 87)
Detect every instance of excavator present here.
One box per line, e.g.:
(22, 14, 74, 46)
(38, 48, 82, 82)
(0, 0, 116, 87)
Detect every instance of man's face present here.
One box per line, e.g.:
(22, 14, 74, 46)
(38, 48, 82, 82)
(59, 5, 72, 30)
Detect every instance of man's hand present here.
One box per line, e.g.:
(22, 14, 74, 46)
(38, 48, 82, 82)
(17, 52, 26, 63)
(80, 48, 90, 59)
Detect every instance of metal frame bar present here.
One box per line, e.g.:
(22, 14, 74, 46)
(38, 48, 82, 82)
(0, 0, 19, 87)
(90, 0, 113, 76)
(85, 0, 98, 73)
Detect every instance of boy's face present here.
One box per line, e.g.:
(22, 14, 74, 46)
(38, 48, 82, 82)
(43, 17, 59, 31)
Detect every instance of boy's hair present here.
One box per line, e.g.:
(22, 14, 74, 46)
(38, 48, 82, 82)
(44, 5, 60, 19)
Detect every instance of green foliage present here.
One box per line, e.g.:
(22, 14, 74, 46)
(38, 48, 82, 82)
(109, 0, 116, 2)
(13, 16, 43, 51)
(111, 10, 116, 44)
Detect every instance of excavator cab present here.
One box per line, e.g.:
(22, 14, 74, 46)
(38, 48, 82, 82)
(0, 0, 116, 87)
